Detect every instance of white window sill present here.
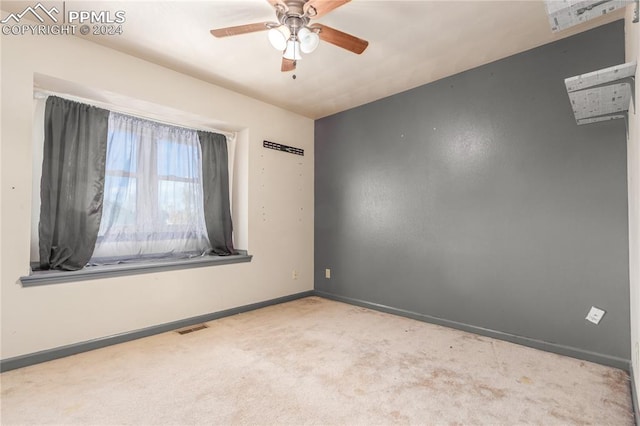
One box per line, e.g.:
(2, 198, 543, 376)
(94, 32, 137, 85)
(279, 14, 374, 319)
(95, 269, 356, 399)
(20, 251, 252, 286)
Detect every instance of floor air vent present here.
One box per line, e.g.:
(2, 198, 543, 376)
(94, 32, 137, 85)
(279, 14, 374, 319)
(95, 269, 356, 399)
(176, 324, 208, 335)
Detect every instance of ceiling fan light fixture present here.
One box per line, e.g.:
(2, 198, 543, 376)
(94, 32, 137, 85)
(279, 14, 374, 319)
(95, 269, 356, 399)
(268, 25, 291, 51)
(298, 27, 319, 54)
(283, 39, 302, 61)
(209, 0, 369, 72)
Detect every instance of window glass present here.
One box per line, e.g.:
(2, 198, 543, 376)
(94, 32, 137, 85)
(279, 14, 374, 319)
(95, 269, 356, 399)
(91, 113, 210, 263)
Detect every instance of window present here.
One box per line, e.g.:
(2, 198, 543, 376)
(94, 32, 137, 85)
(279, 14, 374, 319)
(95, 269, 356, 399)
(36, 96, 236, 273)
(91, 113, 211, 263)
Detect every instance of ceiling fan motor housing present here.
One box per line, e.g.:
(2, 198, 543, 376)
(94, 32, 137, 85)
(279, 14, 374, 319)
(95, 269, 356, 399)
(276, 1, 313, 36)
(210, 0, 367, 72)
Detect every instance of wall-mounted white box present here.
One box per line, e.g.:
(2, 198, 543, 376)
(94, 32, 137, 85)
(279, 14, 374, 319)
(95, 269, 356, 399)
(586, 306, 606, 325)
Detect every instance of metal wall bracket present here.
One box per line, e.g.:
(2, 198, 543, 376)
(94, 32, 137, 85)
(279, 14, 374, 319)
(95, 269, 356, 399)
(565, 61, 637, 128)
(577, 112, 630, 138)
(576, 111, 628, 125)
(263, 140, 304, 156)
(545, 0, 634, 32)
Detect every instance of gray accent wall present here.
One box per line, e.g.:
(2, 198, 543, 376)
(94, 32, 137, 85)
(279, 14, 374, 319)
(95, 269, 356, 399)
(314, 21, 630, 361)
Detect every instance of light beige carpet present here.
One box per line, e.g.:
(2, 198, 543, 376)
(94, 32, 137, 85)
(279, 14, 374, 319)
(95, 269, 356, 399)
(0, 296, 634, 425)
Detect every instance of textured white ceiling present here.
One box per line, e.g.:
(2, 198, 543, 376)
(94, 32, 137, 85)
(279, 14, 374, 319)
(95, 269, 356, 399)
(2, 1, 627, 118)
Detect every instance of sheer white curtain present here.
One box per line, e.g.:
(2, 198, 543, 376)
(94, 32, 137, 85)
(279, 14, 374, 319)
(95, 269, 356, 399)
(90, 113, 211, 263)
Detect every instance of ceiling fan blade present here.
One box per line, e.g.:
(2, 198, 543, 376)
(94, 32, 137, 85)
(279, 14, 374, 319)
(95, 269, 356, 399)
(281, 58, 296, 72)
(210, 22, 271, 38)
(313, 24, 368, 54)
(304, 0, 350, 19)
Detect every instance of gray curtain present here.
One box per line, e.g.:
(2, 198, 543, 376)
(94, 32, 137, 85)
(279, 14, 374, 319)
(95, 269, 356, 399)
(198, 131, 236, 255)
(39, 96, 109, 270)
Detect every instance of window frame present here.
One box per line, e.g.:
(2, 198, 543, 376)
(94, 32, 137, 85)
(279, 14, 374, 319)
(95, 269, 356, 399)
(27, 87, 248, 285)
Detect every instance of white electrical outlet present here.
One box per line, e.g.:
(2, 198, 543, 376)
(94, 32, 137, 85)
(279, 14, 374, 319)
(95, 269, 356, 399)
(585, 306, 606, 324)
(292, 270, 298, 280)
(325, 268, 331, 279)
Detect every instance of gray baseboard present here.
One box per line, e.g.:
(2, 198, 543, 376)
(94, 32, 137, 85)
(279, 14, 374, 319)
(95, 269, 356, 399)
(1, 289, 632, 379)
(315, 290, 630, 371)
(0, 290, 314, 372)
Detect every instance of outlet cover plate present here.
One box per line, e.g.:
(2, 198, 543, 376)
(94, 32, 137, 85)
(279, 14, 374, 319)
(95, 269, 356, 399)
(586, 306, 606, 324)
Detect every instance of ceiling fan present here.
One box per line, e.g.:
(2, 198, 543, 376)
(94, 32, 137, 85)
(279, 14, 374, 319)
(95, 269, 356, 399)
(210, 0, 369, 72)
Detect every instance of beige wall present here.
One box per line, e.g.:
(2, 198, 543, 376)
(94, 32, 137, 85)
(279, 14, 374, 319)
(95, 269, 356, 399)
(625, 5, 639, 406)
(0, 30, 314, 359)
